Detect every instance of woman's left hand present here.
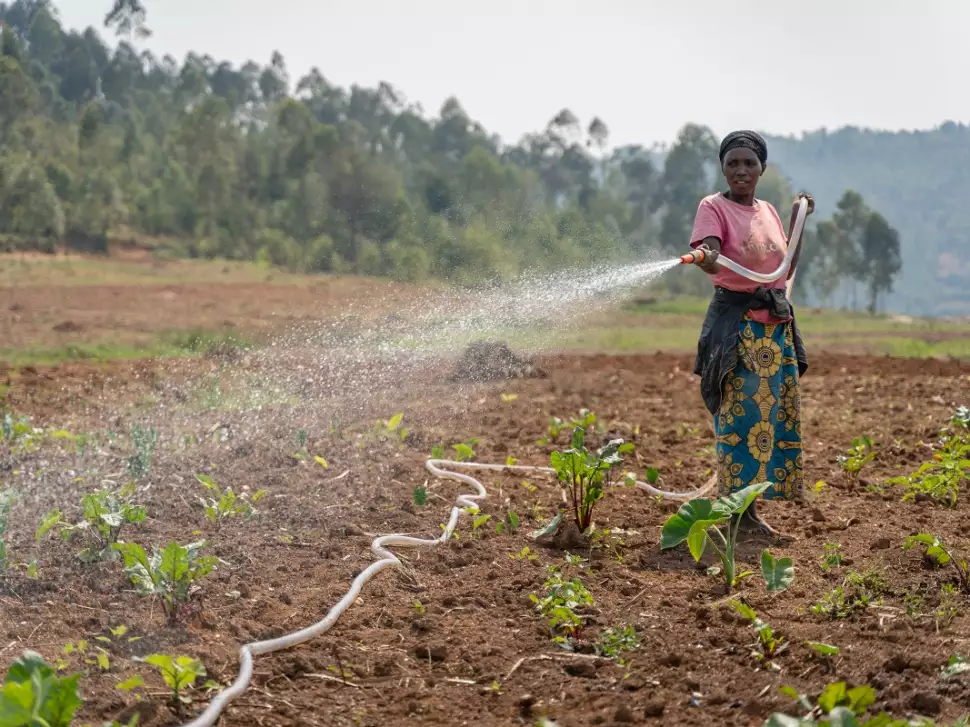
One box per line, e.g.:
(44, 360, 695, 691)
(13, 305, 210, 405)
(794, 192, 815, 216)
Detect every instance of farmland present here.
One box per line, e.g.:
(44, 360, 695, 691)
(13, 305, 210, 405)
(3, 253, 970, 726)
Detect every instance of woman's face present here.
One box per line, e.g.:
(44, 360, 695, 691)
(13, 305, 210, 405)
(721, 147, 763, 197)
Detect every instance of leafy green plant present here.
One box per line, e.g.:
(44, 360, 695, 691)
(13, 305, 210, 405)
(937, 583, 961, 631)
(903, 533, 970, 592)
(510, 546, 538, 562)
(0, 650, 82, 726)
(837, 436, 875, 477)
(768, 681, 877, 726)
(550, 426, 633, 533)
(412, 486, 428, 506)
(138, 653, 213, 711)
(889, 434, 969, 506)
(529, 564, 594, 643)
(113, 541, 218, 624)
(660, 482, 795, 592)
(196, 474, 267, 522)
(127, 424, 157, 479)
(36, 483, 147, 563)
(732, 601, 787, 660)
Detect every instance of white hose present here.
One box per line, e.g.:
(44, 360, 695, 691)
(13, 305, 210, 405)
(175, 457, 712, 727)
(716, 196, 808, 283)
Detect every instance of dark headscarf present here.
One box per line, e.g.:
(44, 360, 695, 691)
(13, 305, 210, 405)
(718, 130, 768, 168)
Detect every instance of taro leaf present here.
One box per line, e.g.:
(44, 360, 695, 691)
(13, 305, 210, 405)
(530, 512, 562, 540)
(761, 550, 795, 593)
(660, 499, 729, 550)
(715, 482, 771, 516)
(686, 519, 724, 562)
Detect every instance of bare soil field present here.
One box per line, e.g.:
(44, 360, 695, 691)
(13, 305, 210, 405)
(4, 343, 970, 727)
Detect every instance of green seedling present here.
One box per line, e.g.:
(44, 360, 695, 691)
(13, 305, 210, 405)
(62, 638, 111, 672)
(505, 455, 518, 466)
(660, 482, 794, 593)
(196, 474, 267, 522)
(113, 541, 217, 624)
(732, 601, 788, 660)
(530, 564, 594, 643)
(540, 408, 601, 445)
(805, 642, 840, 658)
(138, 654, 212, 711)
(0, 651, 82, 726)
(431, 444, 445, 459)
(469, 509, 491, 535)
(811, 569, 888, 619)
(769, 681, 877, 726)
(452, 438, 479, 462)
(942, 655, 970, 681)
(821, 543, 844, 570)
(36, 483, 147, 563)
(937, 583, 961, 631)
(412, 600, 425, 615)
(374, 413, 407, 443)
(551, 426, 633, 533)
(837, 436, 875, 477)
(890, 435, 969, 507)
(127, 424, 157, 479)
(903, 533, 970, 592)
(413, 486, 428, 506)
(511, 546, 538, 562)
(494, 510, 520, 535)
(594, 624, 640, 660)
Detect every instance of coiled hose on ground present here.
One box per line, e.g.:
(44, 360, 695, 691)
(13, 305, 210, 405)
(175, 459, 714, 727)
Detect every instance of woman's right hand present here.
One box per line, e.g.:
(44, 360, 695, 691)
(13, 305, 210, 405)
(696, 244, 720, 273)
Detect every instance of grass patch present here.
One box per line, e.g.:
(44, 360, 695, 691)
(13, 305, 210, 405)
(0, 328, 251, 368)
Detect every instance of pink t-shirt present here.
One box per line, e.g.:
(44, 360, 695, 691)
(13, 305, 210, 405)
(690, 193, 790, 324)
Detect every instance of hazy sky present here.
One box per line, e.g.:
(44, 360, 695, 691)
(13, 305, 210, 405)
(51, 0, 970, 148)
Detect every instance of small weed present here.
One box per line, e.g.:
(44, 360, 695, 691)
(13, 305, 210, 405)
(494, 510, 519, 535)
(540, 408, 600, 446)
(530, 563, 594, 643)
(511, 546, 538, 562)
(196, 474, 267, 522)
(890, 435, 969, 507)
(452, 439, 479, 462)
(837, 436, 875, 477)
(373, 413, 407, 444)
(904, 533, 970, 592)
(127, 423, 157, 479)
(732, 601, 788, 661)
(413, 486, 428, 506)
(811, 569, 888, 619)
(594, 624, 640, 660)
(937, 584, 961, 631)
(138, 653, 215, 712)
(821, 543, 844, 570)
(0, 488, 16, 572)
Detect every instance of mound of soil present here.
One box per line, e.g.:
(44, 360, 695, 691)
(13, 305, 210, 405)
(451, 340, 547, 382)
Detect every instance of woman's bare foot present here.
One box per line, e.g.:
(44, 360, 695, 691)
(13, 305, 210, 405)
(735, 502, 794, 541)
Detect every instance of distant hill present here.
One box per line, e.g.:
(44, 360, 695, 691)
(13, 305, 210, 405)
(767, 123, 970, 316)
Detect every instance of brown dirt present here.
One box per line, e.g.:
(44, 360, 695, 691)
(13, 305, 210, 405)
(4, 350, 970, 726)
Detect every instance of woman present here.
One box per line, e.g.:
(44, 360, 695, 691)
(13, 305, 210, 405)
(689, 130, 814, 536)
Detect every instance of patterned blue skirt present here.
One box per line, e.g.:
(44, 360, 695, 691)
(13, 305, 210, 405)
(714, 314, 803, 500)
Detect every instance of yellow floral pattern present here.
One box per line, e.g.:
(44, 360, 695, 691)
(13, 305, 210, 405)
(713, 315, 803, 500)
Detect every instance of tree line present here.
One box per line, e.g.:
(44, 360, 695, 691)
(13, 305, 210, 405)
(0, 0, 901, 311)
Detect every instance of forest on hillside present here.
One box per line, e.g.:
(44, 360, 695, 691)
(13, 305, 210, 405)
(0, 0, 923, 315)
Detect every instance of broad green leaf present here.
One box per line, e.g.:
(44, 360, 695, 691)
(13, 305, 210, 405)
(660, 499, 729, 550)
(805, 641, 840, 656)
(116, 675, 145, 692)
(686, 519, 723, 562)
(818, 682, 848, 713)
(36, 671, 83, 727)
(761, 550, 795, 593)
(36, 510, 63, 541)
(715, 482, 771, 516)
(763, 715, 813, 727)
(731, 600, 757, 622)
(530, 512, 562, 540)
(825, 707, 861, 727)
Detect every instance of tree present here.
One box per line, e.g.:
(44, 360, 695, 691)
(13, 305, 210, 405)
(860, 211, 902, 314)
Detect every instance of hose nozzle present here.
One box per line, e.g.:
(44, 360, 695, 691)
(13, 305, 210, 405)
(680, 250, 705, 265)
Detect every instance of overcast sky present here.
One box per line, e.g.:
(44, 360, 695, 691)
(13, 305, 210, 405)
(50, 0, 970, 148)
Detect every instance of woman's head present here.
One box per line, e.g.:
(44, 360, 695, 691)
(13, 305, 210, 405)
(719, 130, 767, 199)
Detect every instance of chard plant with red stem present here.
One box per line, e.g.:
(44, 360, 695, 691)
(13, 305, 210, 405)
(550, 426, 633, 533)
